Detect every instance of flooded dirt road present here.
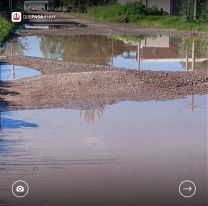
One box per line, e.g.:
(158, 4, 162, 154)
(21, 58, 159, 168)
(6, 34, 208, 71)
(0, 21, 207, 206)
(0, 96, 207, 206)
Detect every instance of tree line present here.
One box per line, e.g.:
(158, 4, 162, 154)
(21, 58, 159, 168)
(0, 0, 207, 22)
(54, 0, 116, 12)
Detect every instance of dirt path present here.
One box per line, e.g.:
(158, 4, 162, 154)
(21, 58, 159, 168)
(20, 12, 208, 37)
(1, 55, 207, 110)
(1, 14, 207, 111)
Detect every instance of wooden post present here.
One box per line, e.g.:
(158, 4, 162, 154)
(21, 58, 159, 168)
(189, 95, 195, 112)
(186, 49, 189, 71)
(191, 38, 195, 71)
(111, 39, 114, 66)
(137, 40, 141, 70)
(12, 65, 15, 80)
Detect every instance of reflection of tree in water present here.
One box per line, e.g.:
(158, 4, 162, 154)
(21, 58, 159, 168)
(39, 35, 135, 65)
(176, 36, 208, 70)
(80, 105, 105, 124)
(6, 37, 29, 56)
(39, 36, 63, 60)
(179, 37, 208, 58)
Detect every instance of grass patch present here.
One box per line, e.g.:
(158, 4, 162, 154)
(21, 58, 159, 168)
(0, 13, 14, 47)
(87, 4, 124, 23)
(135, 16, 208, 32)
(87, 4, 208, 32)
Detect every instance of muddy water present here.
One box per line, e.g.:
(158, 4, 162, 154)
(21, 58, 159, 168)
(6, 34, 208, 71)
(0, 95, 207, 206)
(0, 64, 41, 81)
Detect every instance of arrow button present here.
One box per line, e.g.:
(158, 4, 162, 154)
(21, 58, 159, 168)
(179, 180, 196, 198)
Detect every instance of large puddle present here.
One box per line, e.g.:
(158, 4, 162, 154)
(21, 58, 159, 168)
(0, 64, 42, 81)
(6, 34, 208, 71)
(0, 95, 207, 205)
(1, 29, 208, 205)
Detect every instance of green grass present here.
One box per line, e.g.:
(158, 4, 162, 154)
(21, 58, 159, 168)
(135, 16, 208, 32)
(0, 13, 14, 47)
(87, 4, 124, 23)
(87, 4, 208, 32)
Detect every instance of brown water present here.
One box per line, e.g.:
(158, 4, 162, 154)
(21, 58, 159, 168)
(2, 32, 208, 205)
(0, 95, 207, 206)
(6, 34, 208, 71)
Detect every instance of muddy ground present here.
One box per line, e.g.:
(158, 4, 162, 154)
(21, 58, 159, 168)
(0, 55, 207, 110)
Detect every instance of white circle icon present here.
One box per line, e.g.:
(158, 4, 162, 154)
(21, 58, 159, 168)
(12, 180, 29, 198)
(179, 180, 196, 198)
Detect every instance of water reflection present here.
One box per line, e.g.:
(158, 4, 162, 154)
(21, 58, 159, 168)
(0, 96, 207, 205)
(0, 112, 38, 134)
(80, 105, 105, 124)
(24, 23, 87, 29)
(177, 95, 208, 113)
(6, 34, 208, 71)
(79, 95, 207, 123)
(0, 112, 38, 155)
(0, 64, 42, 81)
(0, 139, 19, 154)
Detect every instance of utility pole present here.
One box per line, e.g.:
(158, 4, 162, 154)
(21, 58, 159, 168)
(193, 0, 197, 20)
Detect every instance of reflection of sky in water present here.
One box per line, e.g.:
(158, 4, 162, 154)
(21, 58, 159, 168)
(0, 95, 207, 166)
(20, 36, 43, 57)
(111, 54, 183, 71)
(0, 96, 207, 205)
(1, 95, 206, 134)
(0, 113, 38, 154)
(0, 65, 41, 81)
(7, 35, 208, 71)
(0, 117, 38, 129)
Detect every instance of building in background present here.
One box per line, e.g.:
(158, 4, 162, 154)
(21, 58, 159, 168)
(24, 0, 54, 11)
(118, 0, 182, 15)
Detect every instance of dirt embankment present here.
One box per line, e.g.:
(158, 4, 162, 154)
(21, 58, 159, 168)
(1, 55, 207, 110)
(2, 55, 116, 75)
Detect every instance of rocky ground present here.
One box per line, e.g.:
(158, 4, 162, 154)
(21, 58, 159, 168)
(0, 55, 207, 110)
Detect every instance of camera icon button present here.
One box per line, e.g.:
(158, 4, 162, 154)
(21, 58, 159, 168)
(12, 180, 29, 198)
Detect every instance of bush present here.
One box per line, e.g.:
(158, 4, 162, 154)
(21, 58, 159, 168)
(0, 14, 13, 47)
(146, 6, 162, 16)
(122, 1, 146, 22)
(115, 14, 129, 23)
(200, 2, 208, 22)
(88, 2, 162, 23)
(182, 0, 194, 22)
